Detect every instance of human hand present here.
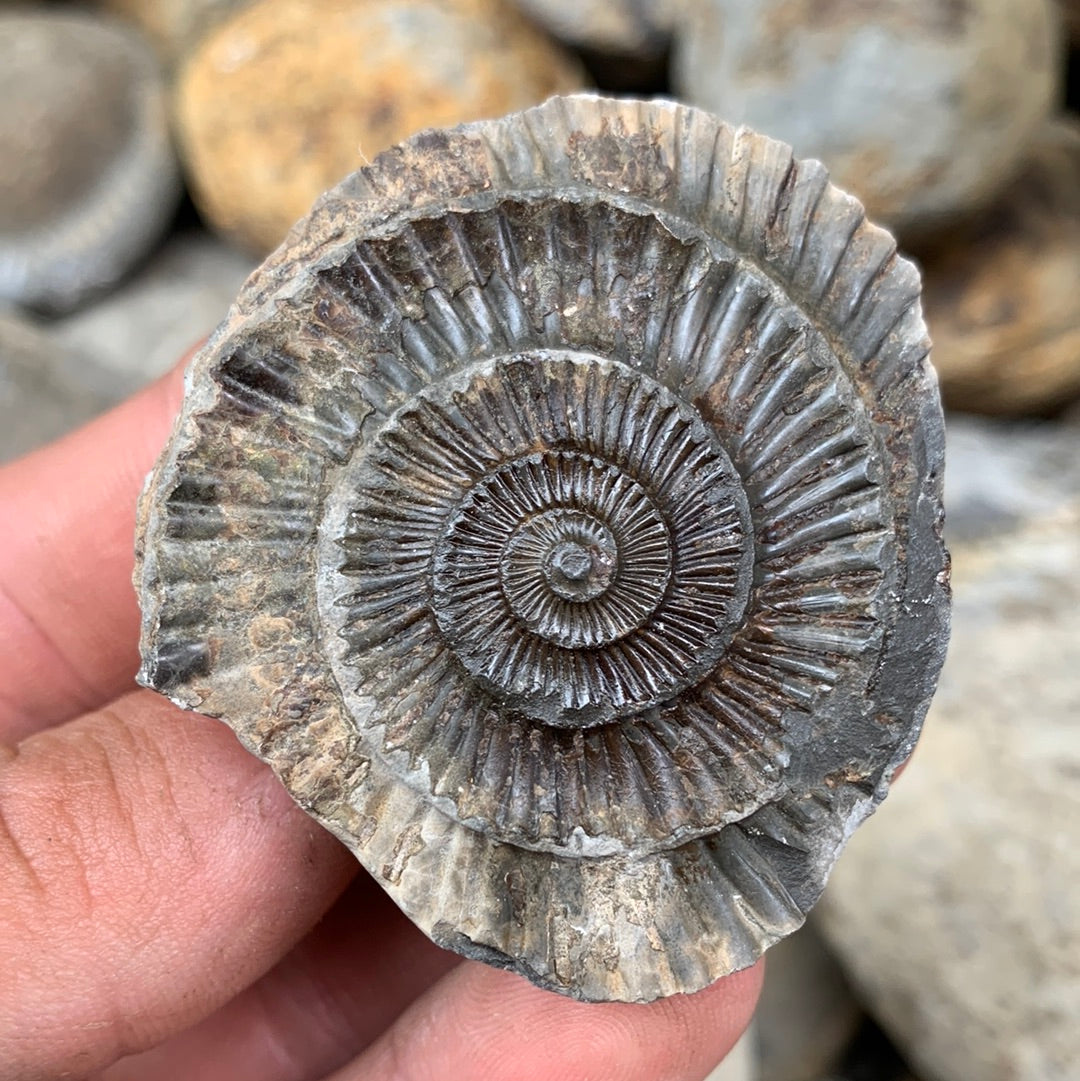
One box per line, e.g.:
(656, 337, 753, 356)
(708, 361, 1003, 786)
(0, 355, 762, 1081)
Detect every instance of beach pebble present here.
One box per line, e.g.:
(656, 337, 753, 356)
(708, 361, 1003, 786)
(0, 10, 181, 312)
(0, 310, 114, 463)
(817, 415, 1080, 1081)
(672, 0, 1062, 239)
(921, 118, 1080, 415)
(52, 228, 255, 399)
(175, 0, 587, 253)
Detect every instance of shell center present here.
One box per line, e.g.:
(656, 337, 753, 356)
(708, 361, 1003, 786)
(327, 350, 755, 731)
(546, 537, 612, 598)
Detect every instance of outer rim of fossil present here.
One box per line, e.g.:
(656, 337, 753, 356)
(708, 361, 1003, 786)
(135, 94, 949, 1003)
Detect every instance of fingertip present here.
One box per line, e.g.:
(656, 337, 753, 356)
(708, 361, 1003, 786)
(0, 690, 355, 1077)
(0, 342, 202, 736)
(341, 951, 763, 1081)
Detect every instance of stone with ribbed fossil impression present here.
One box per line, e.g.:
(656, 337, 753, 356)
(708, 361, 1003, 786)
(135, 94, 950, 1002)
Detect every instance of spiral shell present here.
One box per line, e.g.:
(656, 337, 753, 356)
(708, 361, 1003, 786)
(136, 95, 949, 1002)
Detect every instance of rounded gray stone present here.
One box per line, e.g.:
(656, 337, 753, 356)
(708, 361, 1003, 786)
(817, 415, 1080, 1081)
(0, 310, 114, 464)
(672, 0, 1062, 239)
(0, 10, 182, 312)
(514, 0, 674, 56)
(51, 229, 255, 399)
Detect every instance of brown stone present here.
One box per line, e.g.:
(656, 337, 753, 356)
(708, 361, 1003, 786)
(920, 118, 1080, 416)
(1062, 0, 1080, 42)
(174, 0, 588, 254)
(99, 0, 247, 66)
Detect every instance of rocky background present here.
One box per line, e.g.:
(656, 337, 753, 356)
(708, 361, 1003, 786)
(2, 2, 1078, 1080)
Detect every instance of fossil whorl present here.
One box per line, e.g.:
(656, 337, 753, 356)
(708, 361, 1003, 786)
(135, 95, 949, 1002)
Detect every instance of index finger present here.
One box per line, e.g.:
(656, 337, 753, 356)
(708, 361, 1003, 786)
(0, 357, 187, 739)
(332, 958, 763, 1081)
(0, 688, 355, 1079)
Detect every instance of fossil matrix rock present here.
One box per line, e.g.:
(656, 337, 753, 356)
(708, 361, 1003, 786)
(135, 96, 949, 1002)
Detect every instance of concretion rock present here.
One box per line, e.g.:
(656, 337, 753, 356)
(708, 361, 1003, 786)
(672, 0, 1062, 239)
(514, 0, 673, 57)
(174, 0, 587, 254)
(54, 229, 255, 398)
(818, 414, 1080, 1081)
(756, 921, 861, 1081)
(100, 0, 247, 66)
(0, 10, 181, 312)
(920, 118, 1080, 416)
(0, 311, 114, 463)
(135, 95, 948, 1002)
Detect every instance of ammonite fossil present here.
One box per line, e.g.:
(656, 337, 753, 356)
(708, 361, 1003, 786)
(136, 95, 950, 1002)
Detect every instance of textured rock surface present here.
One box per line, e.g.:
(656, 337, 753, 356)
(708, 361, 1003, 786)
(175, 0, 587, 254)
(136, 96, 948, 1002)
(53, 229, 255, 398)
(0, 311, 114, 463)
(818, 414, 1080, 1081)
(514, 0, 673, 56)
(672, 0, 1061, 239)
(0, 10, 181, 312)
(756, 921, 861, 1081)
(920, 118, 1080, 415)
